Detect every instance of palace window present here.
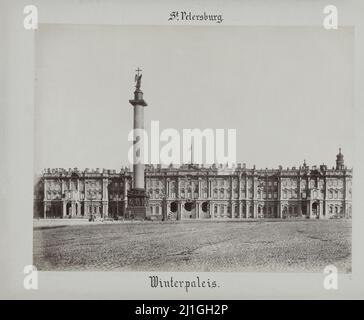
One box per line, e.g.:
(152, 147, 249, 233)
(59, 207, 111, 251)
(274, 192, 278, 199)
(268, 193, 272, 199)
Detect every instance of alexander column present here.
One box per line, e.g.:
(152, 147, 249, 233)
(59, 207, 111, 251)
(127, 68, 150, 220)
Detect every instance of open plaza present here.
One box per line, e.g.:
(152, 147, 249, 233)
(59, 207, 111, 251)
(33, 219, 351, 272)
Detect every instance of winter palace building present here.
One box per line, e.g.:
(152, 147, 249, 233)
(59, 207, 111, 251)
(33, 149, 352, 220)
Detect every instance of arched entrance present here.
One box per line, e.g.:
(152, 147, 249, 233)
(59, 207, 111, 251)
(312, 202, 319, 218)
(282, 206, 288, 219)
(257, 205, 264, 218)
(167, 201, 178, 220)
(66, 202, 72, 217)
(201, 201, 210, 219)
(182, 201, 196, 219)
(184, 202, 193, 212)
(170, 201, 178, 213)
(202, 202, 208, 212)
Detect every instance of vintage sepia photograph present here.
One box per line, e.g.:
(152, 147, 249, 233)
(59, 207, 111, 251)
(32, 25, 353, 273)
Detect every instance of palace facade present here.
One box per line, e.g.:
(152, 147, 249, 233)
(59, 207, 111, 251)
(33, 149, 352, 220)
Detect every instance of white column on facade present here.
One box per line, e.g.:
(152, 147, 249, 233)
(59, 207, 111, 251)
(208, 179, 212, 198)
(307, 177, 311, 216)
(102, 178, 108, 218)
(61, 180, 65, 197)
(43, 179, 47, 201)
(62, 201, 67, 218)
(43, 179, 47, 218)
(278, 176, 282, 218)
(84, 179, 88, 216)
(253, 176, 257, 218)
(298, 174, 301, 215)
(71, 202, 75, 217)
(166, 179, 170, 198)
(102, 179, 108, 200)
(198, 178, 201, 199)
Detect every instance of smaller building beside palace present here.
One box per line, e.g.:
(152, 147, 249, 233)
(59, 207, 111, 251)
(33, 149, 352, 220)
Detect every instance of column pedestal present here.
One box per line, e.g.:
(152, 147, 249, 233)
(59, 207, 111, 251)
(127, 188, 150, 220)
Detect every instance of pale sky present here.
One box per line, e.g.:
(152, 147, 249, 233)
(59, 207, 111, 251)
(35, 25, 354, 172)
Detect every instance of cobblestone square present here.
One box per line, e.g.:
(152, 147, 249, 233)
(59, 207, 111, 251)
(33, 219, 351, 272)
